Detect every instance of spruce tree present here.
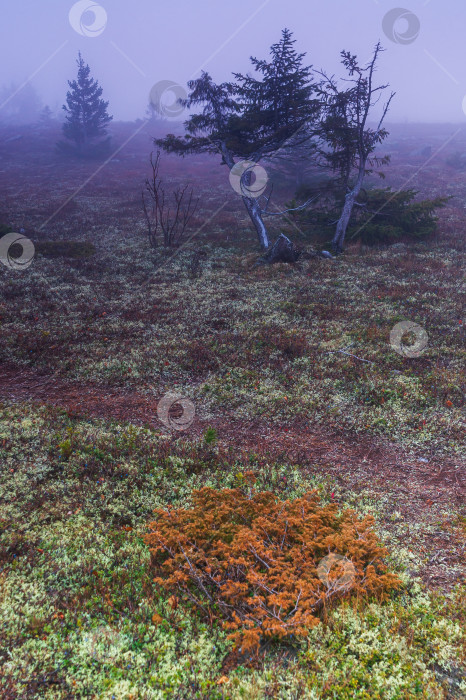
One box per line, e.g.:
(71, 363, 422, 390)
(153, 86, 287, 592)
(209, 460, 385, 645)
(39, 105, 53, 125)
(59, 53, 112, 156)
(232, 28, 316, 152)
(316, 44, 394, 253)
(156, 29, 319, 250)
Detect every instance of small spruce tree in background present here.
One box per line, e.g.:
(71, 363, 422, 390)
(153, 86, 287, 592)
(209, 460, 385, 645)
(0, 82, 42, 124)
(58, 52, 112, 157)
(39, 105, 53, 126)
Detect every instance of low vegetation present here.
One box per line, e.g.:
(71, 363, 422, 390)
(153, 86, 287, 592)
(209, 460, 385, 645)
(0, 405, 464, 697)
(291, 187, 448, 245)
(146, 486, 400, 654)
(0, 119, 464, 697)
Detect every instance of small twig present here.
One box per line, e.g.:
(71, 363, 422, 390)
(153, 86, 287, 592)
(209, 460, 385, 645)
(326, 349, 374, 364)
(263, 194, 320, 217)
(337, 350, 374, 364)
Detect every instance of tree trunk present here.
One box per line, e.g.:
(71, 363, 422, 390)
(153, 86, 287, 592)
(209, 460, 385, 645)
(332, 162, 365, 254)
(242, 195, 270, 250)
(220, 142, 270, 250)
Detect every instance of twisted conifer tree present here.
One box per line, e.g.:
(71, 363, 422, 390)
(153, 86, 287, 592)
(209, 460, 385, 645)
(156, 29, 319, 250)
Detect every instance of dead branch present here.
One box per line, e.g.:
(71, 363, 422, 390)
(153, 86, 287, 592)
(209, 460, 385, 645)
(142, 150, 199, 247)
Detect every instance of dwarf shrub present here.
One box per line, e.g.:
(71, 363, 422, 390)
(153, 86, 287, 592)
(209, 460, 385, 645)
(290, 187, 448, 245)
(145, 486, 400, 654)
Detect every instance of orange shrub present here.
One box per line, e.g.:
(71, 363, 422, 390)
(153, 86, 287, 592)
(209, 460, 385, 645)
(145, 488, 400, 653)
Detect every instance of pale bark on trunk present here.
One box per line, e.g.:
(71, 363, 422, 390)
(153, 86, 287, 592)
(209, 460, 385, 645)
(221, 142, 270, 251)
(242, 195, 270, 250)
(332, 161, 366, 254)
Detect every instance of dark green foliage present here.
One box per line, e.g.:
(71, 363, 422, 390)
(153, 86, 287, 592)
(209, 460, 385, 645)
(229, 28, 319, 157)
(345, 188, 448, 244)
(203, 426, 217, 445)
(291, 187, 448, 245)
(157, 29, 318, 160)
(58, 53, 112, 157)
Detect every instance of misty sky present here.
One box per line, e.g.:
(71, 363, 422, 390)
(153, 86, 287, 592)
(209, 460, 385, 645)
(2, 0, 466, 123)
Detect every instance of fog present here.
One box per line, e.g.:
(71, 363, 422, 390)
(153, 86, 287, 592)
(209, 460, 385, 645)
(1, 0, 466, 124)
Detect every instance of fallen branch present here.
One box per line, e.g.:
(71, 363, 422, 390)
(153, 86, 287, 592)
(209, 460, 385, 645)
(325, 349, 374, 364)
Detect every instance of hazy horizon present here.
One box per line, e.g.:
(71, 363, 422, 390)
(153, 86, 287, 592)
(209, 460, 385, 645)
(1, 0, 466, 125)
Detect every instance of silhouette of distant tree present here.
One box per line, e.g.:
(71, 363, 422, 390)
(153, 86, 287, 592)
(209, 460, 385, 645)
(59, 53, 112, 157)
